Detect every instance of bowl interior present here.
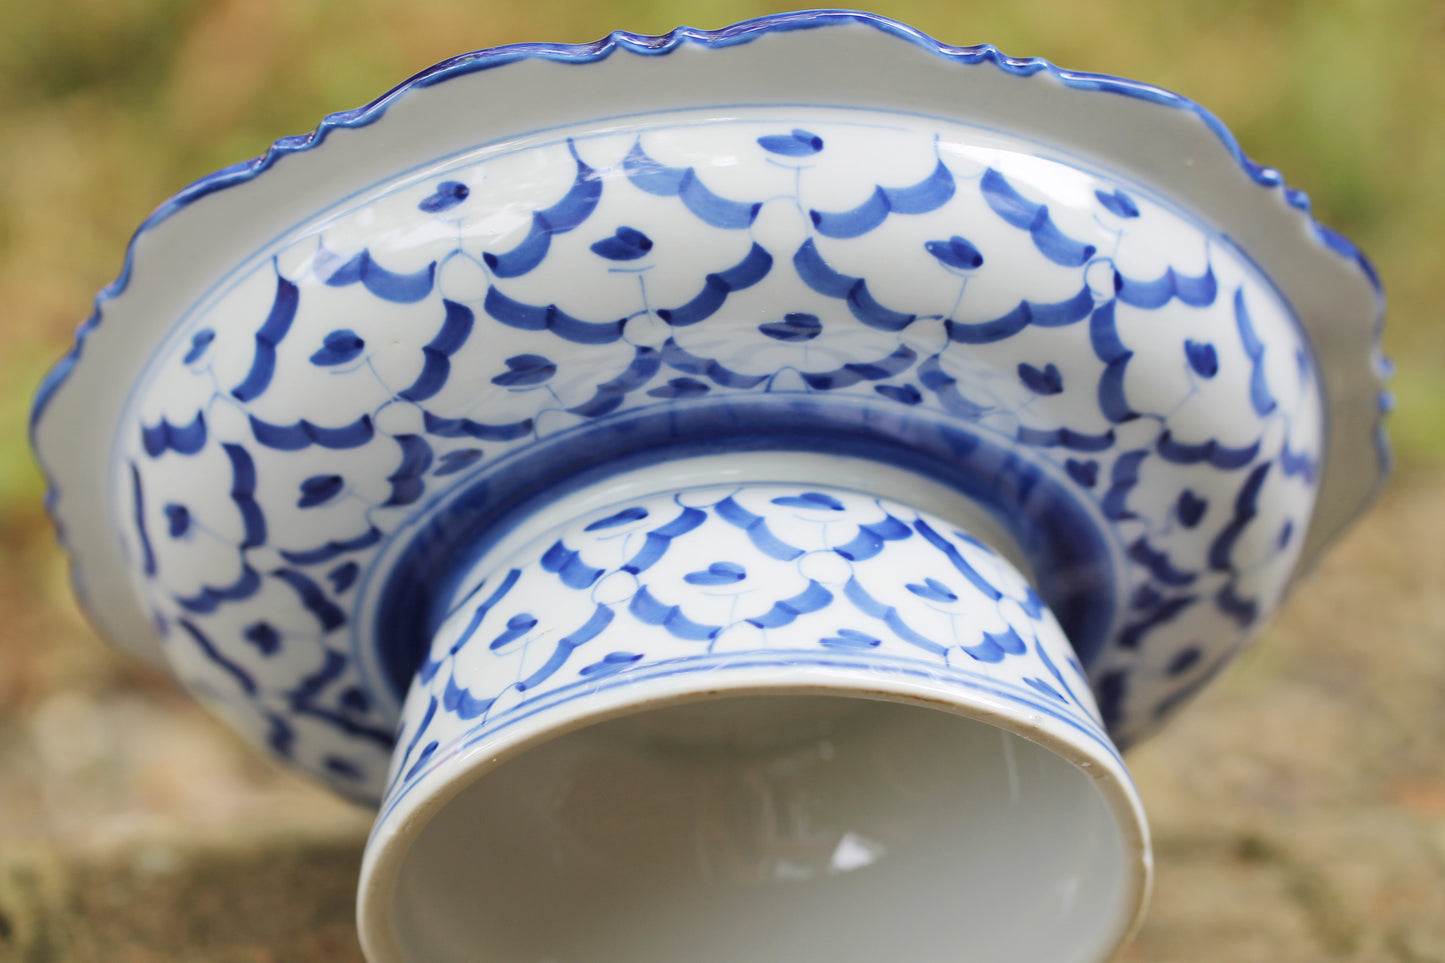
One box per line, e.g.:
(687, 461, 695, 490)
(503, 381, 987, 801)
(385, 694, 1133, 963)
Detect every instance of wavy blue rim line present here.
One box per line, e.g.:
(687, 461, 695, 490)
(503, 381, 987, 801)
(27, 7, 1388, 628)
(28, 8, 1385, 436)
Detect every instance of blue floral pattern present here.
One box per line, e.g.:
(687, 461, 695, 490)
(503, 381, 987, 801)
(117, 112, 1322, 799)
(382, 484, 1106, 813)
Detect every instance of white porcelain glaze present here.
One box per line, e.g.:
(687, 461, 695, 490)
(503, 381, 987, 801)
(28, 11, 1387, 963)
(358, 482, 1150, 963)
(59, 105, 1328, 797)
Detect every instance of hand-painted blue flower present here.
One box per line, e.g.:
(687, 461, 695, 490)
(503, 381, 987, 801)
(490, 613, 538, 651)
(243, 621, 281, 656)
(647, 377, 710, 399)
(875, 383, 922, 405)
(1176, 489, 1207, 527)
(684, 561, 747, 585)
(1166, 647, 1201, 676)
(1018, 362, 1064, 395)
(328, 561, 360, 594)
(925, 236, 984, 270)
(298, 474, 344, 508)
(907, 577, 958, 603)
(758, 312, 822, 342)
(310, 329, 365, 366)
(771, 491, 845, 511)
(491, 353, 556, 386)
(580, 651, 645, 678)
(433, 449, 483, 477)
(1095, 188, 1140, 218)
(584, 506, 648, 531)
(757, 128, 823, 156)
(340, 686, 370, 713)
(1131, 584, 1163, 610)
(1184, 340, 1219, 378)
(1066, 458, 1099, 488)
(590, 226, 653, 260)
(164, 503, 190, 538)
(418, 180, 469, 213)
(182, 329, 215, 365)
(820, 629, 881, 648)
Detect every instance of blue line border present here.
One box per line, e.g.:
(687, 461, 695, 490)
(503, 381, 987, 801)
(371, 649, 1117, 824)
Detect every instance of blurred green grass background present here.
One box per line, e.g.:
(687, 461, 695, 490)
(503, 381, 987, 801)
(1, 2, 1444, 959)
(2, 0, 1443, 521)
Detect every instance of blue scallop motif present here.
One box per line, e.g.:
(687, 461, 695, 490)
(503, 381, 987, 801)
(175, 564, 262, 614)
(421, 410, 532, 442)
(980, 168, 1096, 266)
(318, 248, 436, 304)
(623, 140, 760, 229)
(483, 287, 624, 345)
(944, 286, 1093, 344)
(399, 300, 475, 402)
(810, 160, 955, 238)
(1116, 264, 1217, 308)
(141, 411, 207, 457)
(222, 443, 266, 549)
(565, 346, 661, 418)
(793, 239, 916, 331)
(484, 141, 601, 277)
(1234, 288, 1277, 416)
(250, 414, 374, 451)
(656, 243, 773, 327)
(659, 339, 767, 389)
(746, 581, 832, 628)
(801, 346, 916, 391)
(383, 435, 433, 507)
(231, 275, 298, 402)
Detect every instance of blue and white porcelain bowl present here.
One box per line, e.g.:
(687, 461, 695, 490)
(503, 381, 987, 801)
(30, 10, 1385, 962)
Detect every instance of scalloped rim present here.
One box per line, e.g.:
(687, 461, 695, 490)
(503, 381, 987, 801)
(29, 8, 1388, 667)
